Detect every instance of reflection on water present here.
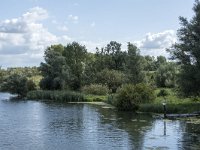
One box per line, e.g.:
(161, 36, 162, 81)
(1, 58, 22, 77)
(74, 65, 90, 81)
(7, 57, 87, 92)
(0, 92, 200, 150)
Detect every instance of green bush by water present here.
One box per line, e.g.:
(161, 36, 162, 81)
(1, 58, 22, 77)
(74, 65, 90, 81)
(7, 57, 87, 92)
(27, 90, 85, 102)
(82, 84, 109, 95)
(139, 88, 200, 113)
(84, 94, 107, 102)
(139, 103, 200, 114)
(115, 83, 155, 111)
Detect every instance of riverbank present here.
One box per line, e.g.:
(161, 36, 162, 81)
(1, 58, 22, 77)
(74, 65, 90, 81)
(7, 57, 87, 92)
(68, 101, 115, 109)
(139, 103, 200, 114)
(139, 88, 200, 114)
(26, 89, 200, 114)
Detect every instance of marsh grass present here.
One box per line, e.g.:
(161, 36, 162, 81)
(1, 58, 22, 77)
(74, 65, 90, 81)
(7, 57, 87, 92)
(140, 88, 200, 113)
(139, 103, 200, 114)
(27, 90, 85, 102)
(84, 94, 107, 102)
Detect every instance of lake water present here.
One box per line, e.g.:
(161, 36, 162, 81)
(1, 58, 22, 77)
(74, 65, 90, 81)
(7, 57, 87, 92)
(0, 93, 200, 150)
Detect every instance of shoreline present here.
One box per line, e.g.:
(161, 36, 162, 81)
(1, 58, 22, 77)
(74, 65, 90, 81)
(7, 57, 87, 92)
(68, 101, 115, 109)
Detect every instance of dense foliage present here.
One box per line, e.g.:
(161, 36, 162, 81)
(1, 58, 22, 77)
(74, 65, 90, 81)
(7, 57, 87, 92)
(168, 0, 200, 96)
(115, 84, 155, 111)
(39, 41, 175, 94)
(27, 90, 85, 102)
(82, 84, 109, 95)
(0, 41, 179, 103)
(1, 74, 36, 97)
(155, 63, 178, 88)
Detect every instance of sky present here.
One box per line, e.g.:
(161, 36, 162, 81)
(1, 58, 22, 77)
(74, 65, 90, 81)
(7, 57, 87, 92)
(0, 0, 195, 67)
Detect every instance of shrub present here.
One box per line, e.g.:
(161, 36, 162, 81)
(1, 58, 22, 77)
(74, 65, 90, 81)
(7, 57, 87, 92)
(1, 74, 36, 98)
(27, 90, 85, 102)
(115, 83, 155, 111)
(85, 95, 107, 102)
(134, 83, 155, 103)
(157, 89, 169, 97)
(27, 80, 37, 91)
(82, 84, 109, 95)
(96, 69, 126, 93)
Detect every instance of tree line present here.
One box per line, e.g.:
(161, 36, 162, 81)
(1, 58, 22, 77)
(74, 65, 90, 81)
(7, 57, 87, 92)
(39, 41, 177, 92)
(1, 0, 200, 99)
(0, 42, 177, 97)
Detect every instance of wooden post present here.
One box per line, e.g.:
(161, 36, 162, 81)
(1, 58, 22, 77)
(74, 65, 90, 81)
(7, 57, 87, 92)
(163, 102, 167, 118)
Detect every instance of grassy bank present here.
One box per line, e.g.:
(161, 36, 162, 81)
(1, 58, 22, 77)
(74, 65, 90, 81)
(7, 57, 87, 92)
(27, 88, 200, 114)
(139, 88, 200, 114)
(27, 90, 108, 102)
(139, 103, 200, 114)
(27, 90, 85, 102)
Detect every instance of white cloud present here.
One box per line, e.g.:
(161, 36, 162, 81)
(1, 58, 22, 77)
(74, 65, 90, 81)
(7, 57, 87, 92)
(68, 14, 79, 23)
(134, 30, 176, 57)
(22, 7, 48, 23)
(0, 7, 63, 67)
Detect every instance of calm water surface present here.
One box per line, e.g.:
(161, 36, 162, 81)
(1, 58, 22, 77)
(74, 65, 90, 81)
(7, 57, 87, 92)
(0, 93, 200, 150)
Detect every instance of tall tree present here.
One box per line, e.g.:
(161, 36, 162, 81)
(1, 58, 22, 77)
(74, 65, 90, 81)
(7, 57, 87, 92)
(143, 55, 157, 71)
(40, 45, 69, 90)
(126, 43, 144, 84)
(155, 63, 177, 88)
(96, 69, 126, 93)
(155, 56, 167, 69)
(95, 41, 126, 71)
(1, 74, 36, 97)
(168, 0, 200, 95)
(63, 42, 87, 90)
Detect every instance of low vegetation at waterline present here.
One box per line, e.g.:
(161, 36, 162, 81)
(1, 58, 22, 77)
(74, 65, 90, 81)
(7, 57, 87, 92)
(114, 83, 155, 111)
(27, 90, 85, 102)
(139, 103, 200, 114)
(81, 84, 109, 95)
(139, 88, 200, 114)
(27, 90, 108, 102)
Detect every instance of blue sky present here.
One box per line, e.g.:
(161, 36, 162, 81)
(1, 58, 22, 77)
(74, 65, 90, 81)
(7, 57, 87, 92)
(0, 0, 195, 67)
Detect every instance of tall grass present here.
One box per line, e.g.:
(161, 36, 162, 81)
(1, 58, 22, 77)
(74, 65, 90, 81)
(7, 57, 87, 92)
(27, 90, 85, 102)
(139, 88, 200, 114)
(139, 103, 200, 114)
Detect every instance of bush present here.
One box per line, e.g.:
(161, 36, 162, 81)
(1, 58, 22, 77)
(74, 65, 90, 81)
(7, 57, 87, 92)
(1, 74, 36, 98)
(82, 84, 109, 95)
(157, 89, 169, 97)
(27, 90, 85, 102)
(115, 83, 155, 111)
(96, 69, 126, 93)
(134, 83, 155, 103)
(85, 95, 107, 102)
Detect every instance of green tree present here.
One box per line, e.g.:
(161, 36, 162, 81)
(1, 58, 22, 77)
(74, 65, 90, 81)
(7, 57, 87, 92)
(0, 67, 4, 84)
(95, 41, 127, 71)
(63, 42, 87, 90)
(168, 0, 200, 95)
(1, 74, 36, 97)
(126, 43, 144, 84)
(143, 55, 157, 71)
(115, 83, 155, 111)
(82, 53, 98, 85)
(155, 63, 177, 88)
(40, 44, 70, 90)
(96, 69, 126, 93)
(155, 56, 167, 69)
